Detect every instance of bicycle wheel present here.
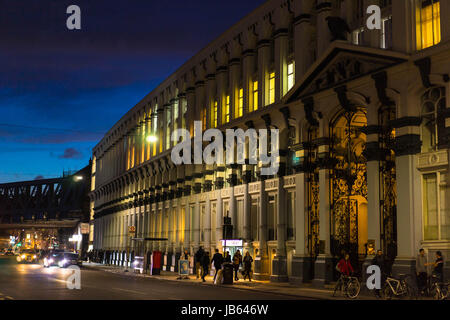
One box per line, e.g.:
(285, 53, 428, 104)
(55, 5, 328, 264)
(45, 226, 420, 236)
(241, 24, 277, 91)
(383, 285, 393, 300)
(405, 284, 417, 300)
(346, 278, 361, 299)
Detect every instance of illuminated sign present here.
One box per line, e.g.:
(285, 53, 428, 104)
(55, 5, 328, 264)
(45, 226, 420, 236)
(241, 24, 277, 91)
(221, 240, 243, 247)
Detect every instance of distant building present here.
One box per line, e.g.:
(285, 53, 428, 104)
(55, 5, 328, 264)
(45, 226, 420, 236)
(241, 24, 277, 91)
(91, 0, 450, 283)
(0, 164, 91, 253)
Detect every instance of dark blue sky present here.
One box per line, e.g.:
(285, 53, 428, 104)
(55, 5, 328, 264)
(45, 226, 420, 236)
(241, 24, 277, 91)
(0, 0, 266, 182)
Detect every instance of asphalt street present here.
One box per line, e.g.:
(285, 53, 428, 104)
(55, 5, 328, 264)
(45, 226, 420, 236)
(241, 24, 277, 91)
(0, 256, 305, 300)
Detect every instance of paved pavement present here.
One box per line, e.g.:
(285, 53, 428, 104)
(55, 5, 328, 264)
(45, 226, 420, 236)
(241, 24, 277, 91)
(82, 262, 375, 300)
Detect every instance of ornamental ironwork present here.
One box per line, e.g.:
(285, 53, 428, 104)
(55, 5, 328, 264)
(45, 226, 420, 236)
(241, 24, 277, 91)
(330, 110, 367, 264)
(379, 105, 397, 262)
(306, 127, 320, 259)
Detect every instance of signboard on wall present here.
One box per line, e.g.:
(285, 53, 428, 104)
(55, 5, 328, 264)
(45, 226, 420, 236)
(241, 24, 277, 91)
(80, 223, 90, 234)
(221, 239, 243, 247)
(128, 226, 136, 236)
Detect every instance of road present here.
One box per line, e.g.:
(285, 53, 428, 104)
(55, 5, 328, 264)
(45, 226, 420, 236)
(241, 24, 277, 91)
(0, 256, 305, 300)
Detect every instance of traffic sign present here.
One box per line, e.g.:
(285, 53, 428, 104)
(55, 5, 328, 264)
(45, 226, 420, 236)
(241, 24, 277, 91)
(128, 226, 136, 235)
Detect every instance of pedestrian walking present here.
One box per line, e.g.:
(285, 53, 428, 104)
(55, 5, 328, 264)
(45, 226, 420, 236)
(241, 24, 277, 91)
(211, 249, 224, 281)
(243, 252, 253, 281)
(232, 250, 242, 281)
(195, 246, 205, 279)
(201, 251, 210, 282)
(416, 248, 428, 295)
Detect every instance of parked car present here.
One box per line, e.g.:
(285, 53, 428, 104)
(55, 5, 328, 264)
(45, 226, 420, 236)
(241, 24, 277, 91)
(16, 249, 39, 263)
(5, 248, 15, 256)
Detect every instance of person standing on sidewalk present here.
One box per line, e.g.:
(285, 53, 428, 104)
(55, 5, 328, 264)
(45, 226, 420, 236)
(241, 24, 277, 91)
(371, 250, 386, 298)
(232, 250, 243, 281)
(243, 251, 253, 281)
(201, 251, 210, 282)
(416, 249, 428, 295)
(211, 249, 224, 281)
(224, 251, 231, 263)
(195, 247, 205, 279)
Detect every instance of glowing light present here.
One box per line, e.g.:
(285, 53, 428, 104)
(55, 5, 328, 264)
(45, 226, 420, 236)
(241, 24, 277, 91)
(146, 135, 158, 143)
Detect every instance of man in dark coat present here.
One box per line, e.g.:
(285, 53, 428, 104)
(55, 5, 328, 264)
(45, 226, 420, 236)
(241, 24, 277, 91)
(201, 251, 210, 282)
(211, 249, 224, 281)
(195, 247, 205, 279)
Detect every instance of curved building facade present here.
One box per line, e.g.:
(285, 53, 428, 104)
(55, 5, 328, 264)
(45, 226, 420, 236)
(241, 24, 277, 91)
(90, 0, 450, 284)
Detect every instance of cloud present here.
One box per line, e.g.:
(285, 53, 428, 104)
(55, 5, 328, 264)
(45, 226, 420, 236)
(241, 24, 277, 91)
(58, 148, 83, 159)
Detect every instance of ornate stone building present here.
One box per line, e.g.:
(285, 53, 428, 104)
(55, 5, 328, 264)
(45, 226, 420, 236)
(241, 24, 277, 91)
(90, 0, 450, 284)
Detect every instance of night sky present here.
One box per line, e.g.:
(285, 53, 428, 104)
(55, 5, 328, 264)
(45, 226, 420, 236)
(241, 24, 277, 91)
(0, 0, 266, 183)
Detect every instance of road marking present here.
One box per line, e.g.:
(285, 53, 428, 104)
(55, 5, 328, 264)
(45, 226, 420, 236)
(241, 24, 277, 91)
(112, 287, 146, 295)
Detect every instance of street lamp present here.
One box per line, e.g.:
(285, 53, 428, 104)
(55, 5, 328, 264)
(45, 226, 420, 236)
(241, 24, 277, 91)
(145, 135, 158, 143)
(74, 175, 84, 182)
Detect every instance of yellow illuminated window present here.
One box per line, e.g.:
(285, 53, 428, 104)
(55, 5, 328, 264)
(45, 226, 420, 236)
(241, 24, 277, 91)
(224, 95, 230, 123)
(253, 80, 259, 111)
(202, 108, 207, 131)
(417, 0, 441, 50)
(268, 72, 275, 105)
(287, 62, 295, 92)
(211, 100, 218, 128)
(237, 88, 243, 118)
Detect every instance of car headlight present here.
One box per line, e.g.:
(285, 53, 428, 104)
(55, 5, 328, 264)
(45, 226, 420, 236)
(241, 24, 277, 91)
(33, 255, 37, 259)
(48, 258, 54, 263)
(21, 254, 26, 259)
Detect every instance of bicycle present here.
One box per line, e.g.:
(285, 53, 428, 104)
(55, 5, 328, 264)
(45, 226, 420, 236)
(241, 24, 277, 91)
(428, 274, 449, 300)
(332, 273, 361, 299)
(383, 274, 415, 299)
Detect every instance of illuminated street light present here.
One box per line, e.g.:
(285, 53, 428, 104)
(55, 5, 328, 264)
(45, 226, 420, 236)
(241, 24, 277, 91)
(74, 175, 83, 182)
(146, 135, 158, 143)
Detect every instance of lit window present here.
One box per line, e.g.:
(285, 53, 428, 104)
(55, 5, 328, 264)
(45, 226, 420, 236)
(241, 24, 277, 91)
(287, 61, 295, 92)
(268, 71, 275, 105)
(166, 109, 171, 150)
(416, 0, 441, 50)
(421, 86, 446, 152)
(237, 88, 244, 118)
(423, 172, 450, 240)
(252, 80, 259, 112)
(224, 95, 230, 123)
(211, 100, 218, 128)
(202, 108, 207, 131)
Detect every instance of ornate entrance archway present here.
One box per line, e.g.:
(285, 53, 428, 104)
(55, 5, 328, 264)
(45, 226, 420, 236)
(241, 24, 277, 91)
(330, 109, 368, 271)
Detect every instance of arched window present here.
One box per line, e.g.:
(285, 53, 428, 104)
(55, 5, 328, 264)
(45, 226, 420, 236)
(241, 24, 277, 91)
(421, 86, 446, 152)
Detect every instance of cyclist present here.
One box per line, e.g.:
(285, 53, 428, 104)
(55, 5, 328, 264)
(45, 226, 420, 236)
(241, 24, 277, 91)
(337, 253, 354, 277)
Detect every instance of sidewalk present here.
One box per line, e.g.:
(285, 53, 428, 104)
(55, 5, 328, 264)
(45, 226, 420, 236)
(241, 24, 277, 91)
(82, 262, 379, 300)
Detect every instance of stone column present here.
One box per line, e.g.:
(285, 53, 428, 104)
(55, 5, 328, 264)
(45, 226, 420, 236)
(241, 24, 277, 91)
(216, 191, 223, 249)
(205, 197, 211, 252)
(291, 172, 309, 284)
(272, 178, 288, 282)
(254, 182, 269, 280)
(313, 137, 333, 286)
(274, 28, 289, 100)
(316, 0, 332, 58)
(243, 184, 251, 240)
(256, 35, 271, 109)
